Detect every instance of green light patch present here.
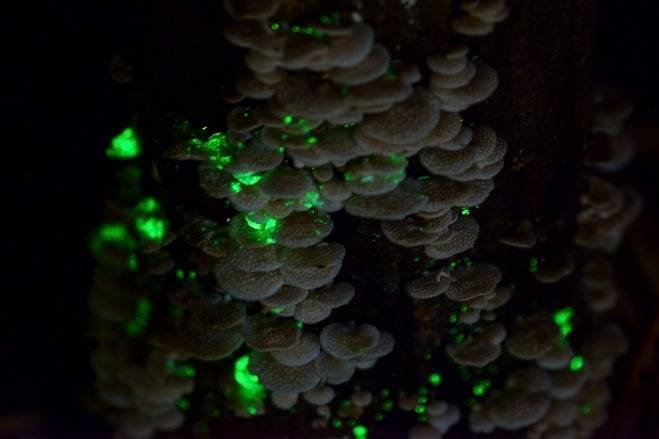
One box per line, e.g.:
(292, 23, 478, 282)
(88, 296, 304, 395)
(106, 127, 140, 159)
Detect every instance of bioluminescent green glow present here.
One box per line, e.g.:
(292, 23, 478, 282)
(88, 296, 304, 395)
(382, 400, 394, 411)
(449, 312, 458, 323)
(529, 256, 539, 273)
(581, 404, 591, 414)
(414, 405, 426, 414)
(332, 418, 343, 428)
(127, 254, 139, 271)
(168, 361, 197, 378)
(90, 223, 137, 255)
(374, 412, 385, 421)
(306, 136, 318, 145)
(271, 22, 280, 30)
(291, 24, 324, 39)
(454, 333, 465, 344)
(176, 397, 190, 410)
(245, 215, 279, 231)
(124, 298, 152, 336)
(461, 207, 471, 216)
(135, 197, 160, 214)
(380, 388, 390, 397)
(135, 216, 167, 241)
(553, 306, 575, 338)
(423, 353, 432, 361)
(233, 355, 267, 415)
(234, 173, 262, 186)
(418, 414, 429, 423)
(428, 373, 442, 386)
(353, 425, 368, 439)
(472, 379, 491, 396)
(570, 355, 585, 371)
(106, 127, 140, 159)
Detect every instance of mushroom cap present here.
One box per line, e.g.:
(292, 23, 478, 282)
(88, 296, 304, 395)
(215, 258, 283, 301)
(536, 341, 574, 370)
(314, 351, 357, 385)
(320, 323, 380, 359)
(487, 390, 552, 430)
(446, 335, 501, 367)
(405, 270, 451, 299)
(344, 179, 429, 220)
(303, 385, 336, 405)
(243, 314, 301, 352)
(177, 318, 244, 361)
(357, 87, 441, 145)
(249, 351, 320, 392)
(270, 391, 299, 410)
(279, 242, 346, 289)
(408, 424, 441, 439)
(431, 65, 499, 112)
(424, 216, 479, 259)
(419, 177, 494, 211)
(428, 403, 461, 433)
(271, 333, 321, 366)
(228, 246, 281, 272)
(275, 210, 334, 248)
(504, 313, 561, 360)
(327, 44, 390, 85)
(506, 366, 551, 392)
(445, 263, 502, 302)
(260, 285, 308, 308)
(188, 293, 246, 329)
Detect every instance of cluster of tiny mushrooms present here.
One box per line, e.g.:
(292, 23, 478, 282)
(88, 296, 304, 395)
(89, 0, 641, 438)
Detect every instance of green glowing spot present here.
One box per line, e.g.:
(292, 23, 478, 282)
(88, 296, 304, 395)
(360, 175, 375, 183)
(423, 353, 432, 361)
(347, 419, 357, 427)
(418, 414, 429, 423)
(570, 355, 584, 371)
(230, 181, 242, 193)
(449, 312, 458, 323)
(176, 397, 190, 410)
(461, 207, 470, 216)
(380, 388, 390, 397)
(414, 405, 426, 414)
(288, 407, 296, 414)
(302, 190, 323, 209)
(189, 270, 197, 279)
(135, 216, 167, 241)
(176, 268, 185, 279)
(428, 373, 442, 386)
(106, 127, 140, 159)
(580, 404, 591, 414)
(270, 308, 284, 314)
(460, 305, 469, 312)
(127, 254, 139, 271)
(320, 15, 332, 25)
(124, 298, 152, 336)
(554, 306, 575, 338)
(374, 412, 384, 421)
(472, 379, 491, 396)
(90, 223, 137, 255)
(418, 387, 429, 396)
(306, 136, 318, 145)
(271, 22, 280, 30)
(388, 154, 407, 164)
(296, 321, 303, 328)
(233, 355, 267, 415)
(332, 418, 343, 428)
(168, 361, 197, 378)
(234, 173, 262, 186)
(382, 400, 394, 411)
(454, 333, 465, 344)
(353, 425, 368, 439)
(417, 395, 429, 404)
(529, 256, 539, 273)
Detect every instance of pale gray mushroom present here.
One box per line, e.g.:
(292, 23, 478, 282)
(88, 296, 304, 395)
(536, 341, 574, 370)
(243, 314, 300, 352)
(408, 424, 441, 439)
(418, 177, 494, 211)
(431, 65, 499, 112)
(270, 333, 321, 366)
(543, 399, 580, 428)
(549, 366, 590, 400)
(270, 391, 299, 410)
(446, 335, 501, 367)
(319, 323, 380, 360)
(444, 263, 502, 302)
(405, 269, 451, 299)
(504, 313, 561, 360)
(249, 351, 321, 392)
(498, 220, 536, 249)
(506, 366, 551, 392)
(327, 44, 390, 85)
(314, 351, 357, 385)
(428, 402, 461, 434)
(487, 389, 551, 430)
(344, 179, 429, 220)
(177, 317, 244, 361)
(227, 246, 281, 272)
(279, 242, 346, 289)
(187, 293, 246, 329)
(424, 216, 479, 259)
(214, 257, 283, 301)
(275, 210, 334, 248)
(350, 390, 373, 407)
(260, 285, 308, 308)
(303, 385, 336, 405)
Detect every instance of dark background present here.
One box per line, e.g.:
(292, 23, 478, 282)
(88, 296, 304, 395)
(2, 0, 658, 437)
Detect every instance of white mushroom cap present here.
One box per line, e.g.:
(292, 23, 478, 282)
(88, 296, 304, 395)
(350, 390, 373, 407)
(424, 216, 479, 259)
(431, 65, 499, 112)
(275, 210, 334, 248)
(549, 366, 590, 400)
(303, 385, 336, 405)
(279, 242, 345, 289)
(319, 323, 380, 359)
(344, 178, 428, 220)
(506, 366, 551, 392)
(314, 351, 357, 385)
(243, 314, 301, 352)
(177, 318, 244, 361)
(446, 335, 501, 367)
(270, 391, 299, 410)
(418, 177, 494, 211)
(408, 424, 441, 439)
(215, 257, 283, 301)
(405, 269, 451, 299)
(487, 390, 551, 430)
(536, 341, 574, 370)
(445, 263, 502, 302)
(249, 351, 321, 392)
(498, 220, 536, 249)
(228, 246, 281, 272)
(260, 285, 308, 308)
(504, 313, 561, 360)
(327, 44, 390, 85)
(428, 403, 461, 433)
(480, 322, 507, 345)
(188, 293, 246, 329)
(270, 332, 321, 366)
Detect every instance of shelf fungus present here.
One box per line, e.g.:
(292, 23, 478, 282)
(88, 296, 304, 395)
(498, 220, 536, 249)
